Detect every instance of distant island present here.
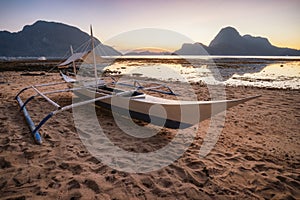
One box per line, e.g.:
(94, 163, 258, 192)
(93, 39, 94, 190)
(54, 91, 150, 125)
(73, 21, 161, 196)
(174, 27, 300, 56)
(0, 20, 299, 57)
(124, 48, 172, 56)
(0, 20, 121, 57)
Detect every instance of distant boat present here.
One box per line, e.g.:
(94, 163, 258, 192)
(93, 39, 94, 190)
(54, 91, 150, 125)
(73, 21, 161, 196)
(37, 56, 46, 61)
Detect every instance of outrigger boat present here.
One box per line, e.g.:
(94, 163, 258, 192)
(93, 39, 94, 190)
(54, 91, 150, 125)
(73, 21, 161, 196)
(15, 26, 260, 144)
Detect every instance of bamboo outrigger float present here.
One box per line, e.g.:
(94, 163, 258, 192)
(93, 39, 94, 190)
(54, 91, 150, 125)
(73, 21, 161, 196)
(15, 26, 261, 144)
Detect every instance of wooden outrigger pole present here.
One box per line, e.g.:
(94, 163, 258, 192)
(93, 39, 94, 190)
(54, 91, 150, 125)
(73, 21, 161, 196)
(15, 81, 71, 144)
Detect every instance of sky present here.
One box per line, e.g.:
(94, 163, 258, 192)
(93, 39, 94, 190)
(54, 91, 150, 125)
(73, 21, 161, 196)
(0, 0, 300, 51)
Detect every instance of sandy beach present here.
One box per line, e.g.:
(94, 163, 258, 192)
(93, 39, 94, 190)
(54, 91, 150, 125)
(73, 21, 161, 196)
(0, 69, 299, 200)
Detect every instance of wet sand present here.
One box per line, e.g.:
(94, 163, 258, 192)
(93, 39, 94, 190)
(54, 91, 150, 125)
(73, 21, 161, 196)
(0, 71, 299, 199)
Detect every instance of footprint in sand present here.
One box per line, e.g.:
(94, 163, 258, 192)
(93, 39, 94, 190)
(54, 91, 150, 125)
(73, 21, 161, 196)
(68, 179, 81, 190)
(84, 179, 100, 194)
(0, 157, 12, 169)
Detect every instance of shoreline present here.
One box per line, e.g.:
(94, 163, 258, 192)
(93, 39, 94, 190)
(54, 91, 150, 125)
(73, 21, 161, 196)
(1, 58, 299, 91)
(1, 56, 300, 71)
(1, 70, 299, 93)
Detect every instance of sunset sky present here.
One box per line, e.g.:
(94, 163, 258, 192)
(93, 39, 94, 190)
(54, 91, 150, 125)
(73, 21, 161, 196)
(0, 0, 299, 51)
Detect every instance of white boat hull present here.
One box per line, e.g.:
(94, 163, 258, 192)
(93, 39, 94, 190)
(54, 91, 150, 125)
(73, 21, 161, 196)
(75, 88, 260, 129)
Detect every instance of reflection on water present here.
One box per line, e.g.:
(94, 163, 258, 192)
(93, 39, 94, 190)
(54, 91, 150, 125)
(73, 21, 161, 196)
(225, 62, 300, 89)
(105, 62, 203, 82)
(103, 57, 300, 89)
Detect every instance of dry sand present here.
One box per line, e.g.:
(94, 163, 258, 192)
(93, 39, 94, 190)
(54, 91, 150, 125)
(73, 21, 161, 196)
(0, 71, 299, 200)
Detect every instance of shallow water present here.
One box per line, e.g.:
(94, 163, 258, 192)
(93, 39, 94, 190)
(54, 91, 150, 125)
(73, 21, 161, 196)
(102, 57, 300, 89)
(225, 61, 300, 89)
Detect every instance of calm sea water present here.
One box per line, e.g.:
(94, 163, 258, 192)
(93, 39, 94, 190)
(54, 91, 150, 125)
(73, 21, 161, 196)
(103, 56, 300, 90)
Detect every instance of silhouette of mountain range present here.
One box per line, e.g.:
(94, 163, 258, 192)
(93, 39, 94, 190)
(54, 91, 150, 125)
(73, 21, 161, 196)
(174, 27, 300, 56)
(1, 21, 299, 57)
(125, 50, 171, 55)
(0, 21, 121, 57)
